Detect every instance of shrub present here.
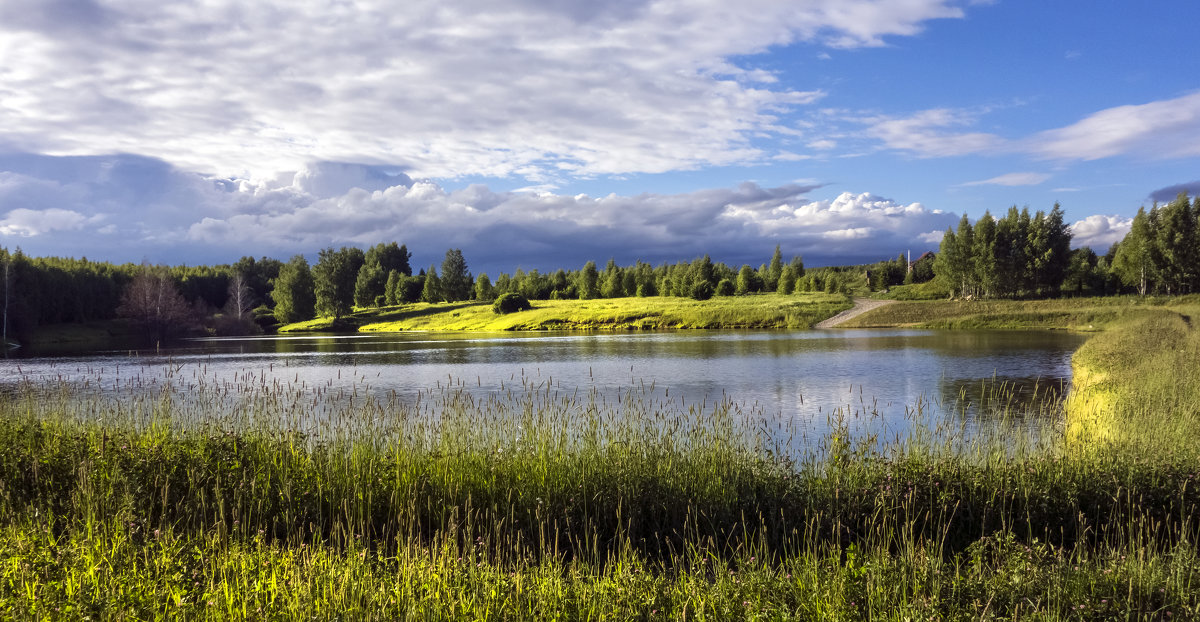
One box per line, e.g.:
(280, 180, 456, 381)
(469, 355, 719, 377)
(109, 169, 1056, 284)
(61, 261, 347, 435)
(492, 293, 532, 314)
(715, 279, 735, 296)
(690, 281, 715, 301)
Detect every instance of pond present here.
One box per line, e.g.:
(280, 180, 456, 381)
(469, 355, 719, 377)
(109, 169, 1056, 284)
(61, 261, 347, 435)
(0, 329, 1089, 444)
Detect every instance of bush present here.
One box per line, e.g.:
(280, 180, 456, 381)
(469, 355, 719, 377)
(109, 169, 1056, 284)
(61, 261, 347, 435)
(690, 281, 715, 301)
(492, 293, 532, 314)
(715, 279, 735, 296)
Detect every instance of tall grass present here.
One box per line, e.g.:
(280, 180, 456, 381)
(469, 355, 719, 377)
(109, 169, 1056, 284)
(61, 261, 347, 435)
(2, 311, 1200, 619)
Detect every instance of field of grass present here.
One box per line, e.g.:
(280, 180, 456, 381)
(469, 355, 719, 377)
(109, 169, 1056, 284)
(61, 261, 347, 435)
(3, 298, 1200, 619)
(279, 293, 852, 334)
(839, 294, 1200, 331)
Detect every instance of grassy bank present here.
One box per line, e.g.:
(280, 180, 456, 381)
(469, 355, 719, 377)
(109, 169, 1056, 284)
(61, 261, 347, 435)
(278, 293, 851, 333)
(838, 294, 1200, 331)
(3, 310, 1200, 621)
(1064, 304, 1200, 447)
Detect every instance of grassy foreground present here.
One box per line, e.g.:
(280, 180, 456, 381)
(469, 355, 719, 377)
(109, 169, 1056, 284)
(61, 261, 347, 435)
(279, 293, 851, 333)
(3, 299, 1200, 619)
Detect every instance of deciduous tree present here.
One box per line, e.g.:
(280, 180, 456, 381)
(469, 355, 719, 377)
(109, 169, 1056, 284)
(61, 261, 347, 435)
(117, 265, 194, 341)
(271, 255, 315, 324)
(313, 247, 364, 318)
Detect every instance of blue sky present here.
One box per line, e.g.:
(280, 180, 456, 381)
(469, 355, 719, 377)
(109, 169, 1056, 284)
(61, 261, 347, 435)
(1, 0, 1198, 274)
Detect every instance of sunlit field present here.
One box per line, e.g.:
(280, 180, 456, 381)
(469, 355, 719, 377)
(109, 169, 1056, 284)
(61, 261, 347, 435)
(278, 293, 852, 333)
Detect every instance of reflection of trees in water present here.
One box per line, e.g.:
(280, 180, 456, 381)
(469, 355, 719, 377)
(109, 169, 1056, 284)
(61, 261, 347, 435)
(939, 375, 1070, 426)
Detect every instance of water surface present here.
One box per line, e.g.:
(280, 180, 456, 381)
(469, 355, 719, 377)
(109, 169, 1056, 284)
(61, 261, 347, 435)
(0, 329, 1088, 442)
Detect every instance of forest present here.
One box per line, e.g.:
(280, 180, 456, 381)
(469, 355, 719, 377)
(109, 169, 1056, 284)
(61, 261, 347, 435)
(2, 193, 1198, 344)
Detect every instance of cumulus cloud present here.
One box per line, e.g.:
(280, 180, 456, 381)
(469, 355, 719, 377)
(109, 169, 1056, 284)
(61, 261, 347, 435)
(0, 208, 97, 236)
(0, 0, 971, 182)
(1070, 215, 1131, 251)
(185, 184, 957, 269)
(958, 172, 1050, 187)
(0, 152, 957, 268)
(1030, 92, 1200, 161)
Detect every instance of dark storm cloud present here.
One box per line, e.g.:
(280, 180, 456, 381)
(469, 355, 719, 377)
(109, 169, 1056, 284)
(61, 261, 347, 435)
(1150, 181, 1200, 203)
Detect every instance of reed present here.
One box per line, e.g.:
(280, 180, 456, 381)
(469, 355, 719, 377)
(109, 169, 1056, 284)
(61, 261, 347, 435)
(1, 310, 1199, 619)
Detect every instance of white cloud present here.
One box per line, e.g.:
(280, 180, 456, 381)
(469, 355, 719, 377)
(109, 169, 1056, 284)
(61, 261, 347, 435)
(918, 230, 945, 244)
(0, 0, 969, 181)
(863, 108, 1004, 157)
(186, 184, 954, 268)
(0, 154, 958, 269)
(0, 208, 96, 236)
(958, 172, 1050, 187)
(823, 227, 872, 240)
(1069, 214, 1131, 250)
(1030, 92, 1200, 161)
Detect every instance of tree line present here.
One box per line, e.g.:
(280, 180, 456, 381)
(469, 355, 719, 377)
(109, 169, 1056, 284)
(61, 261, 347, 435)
(1109, 192, 1200, 296)
(929, 193, 1200, 299)
(0, 250, 285, 344)
(933, 203, 1073, 299)
(1, 243, 821, 343)
(269, 245, 816, 324)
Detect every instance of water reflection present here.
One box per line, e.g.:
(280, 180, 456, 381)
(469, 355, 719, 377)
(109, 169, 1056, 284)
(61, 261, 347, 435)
(0, 329, 1088, 441)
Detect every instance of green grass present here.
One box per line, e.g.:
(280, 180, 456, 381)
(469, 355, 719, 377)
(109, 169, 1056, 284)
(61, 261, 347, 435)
(5, 294, 1200, 618)
(4, 303, 1200, 620)
(278, 293, 852, 333)
(877, 279, 951, 300)
(839, 294, 1200, 331)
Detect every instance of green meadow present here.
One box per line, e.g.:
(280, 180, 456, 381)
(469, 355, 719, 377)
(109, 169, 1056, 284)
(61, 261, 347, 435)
(279, 292, 852, 333)
(2, 294, 1200, 619)
(840, 294, 1200, 331)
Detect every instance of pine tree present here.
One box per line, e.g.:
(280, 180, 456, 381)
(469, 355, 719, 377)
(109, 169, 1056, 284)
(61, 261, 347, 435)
(766, 245, 783, 292)
(440, 249, 471, 302)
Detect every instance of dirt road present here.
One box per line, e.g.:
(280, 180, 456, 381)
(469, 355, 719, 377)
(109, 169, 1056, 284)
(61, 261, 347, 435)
(813, 298, 895, 329)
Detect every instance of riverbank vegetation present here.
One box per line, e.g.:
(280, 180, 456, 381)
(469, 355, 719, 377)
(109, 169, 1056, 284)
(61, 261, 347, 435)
(280, 292, 851, 333)
(838, 294, 1200, 331)
(2, 303, 1199, 619)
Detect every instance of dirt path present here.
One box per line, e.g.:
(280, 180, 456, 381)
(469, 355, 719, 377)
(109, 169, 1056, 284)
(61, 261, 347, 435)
(814, 298, 895, 329)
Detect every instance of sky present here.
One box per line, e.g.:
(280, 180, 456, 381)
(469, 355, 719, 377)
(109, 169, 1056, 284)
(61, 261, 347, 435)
(1, 0, 1199, 275)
